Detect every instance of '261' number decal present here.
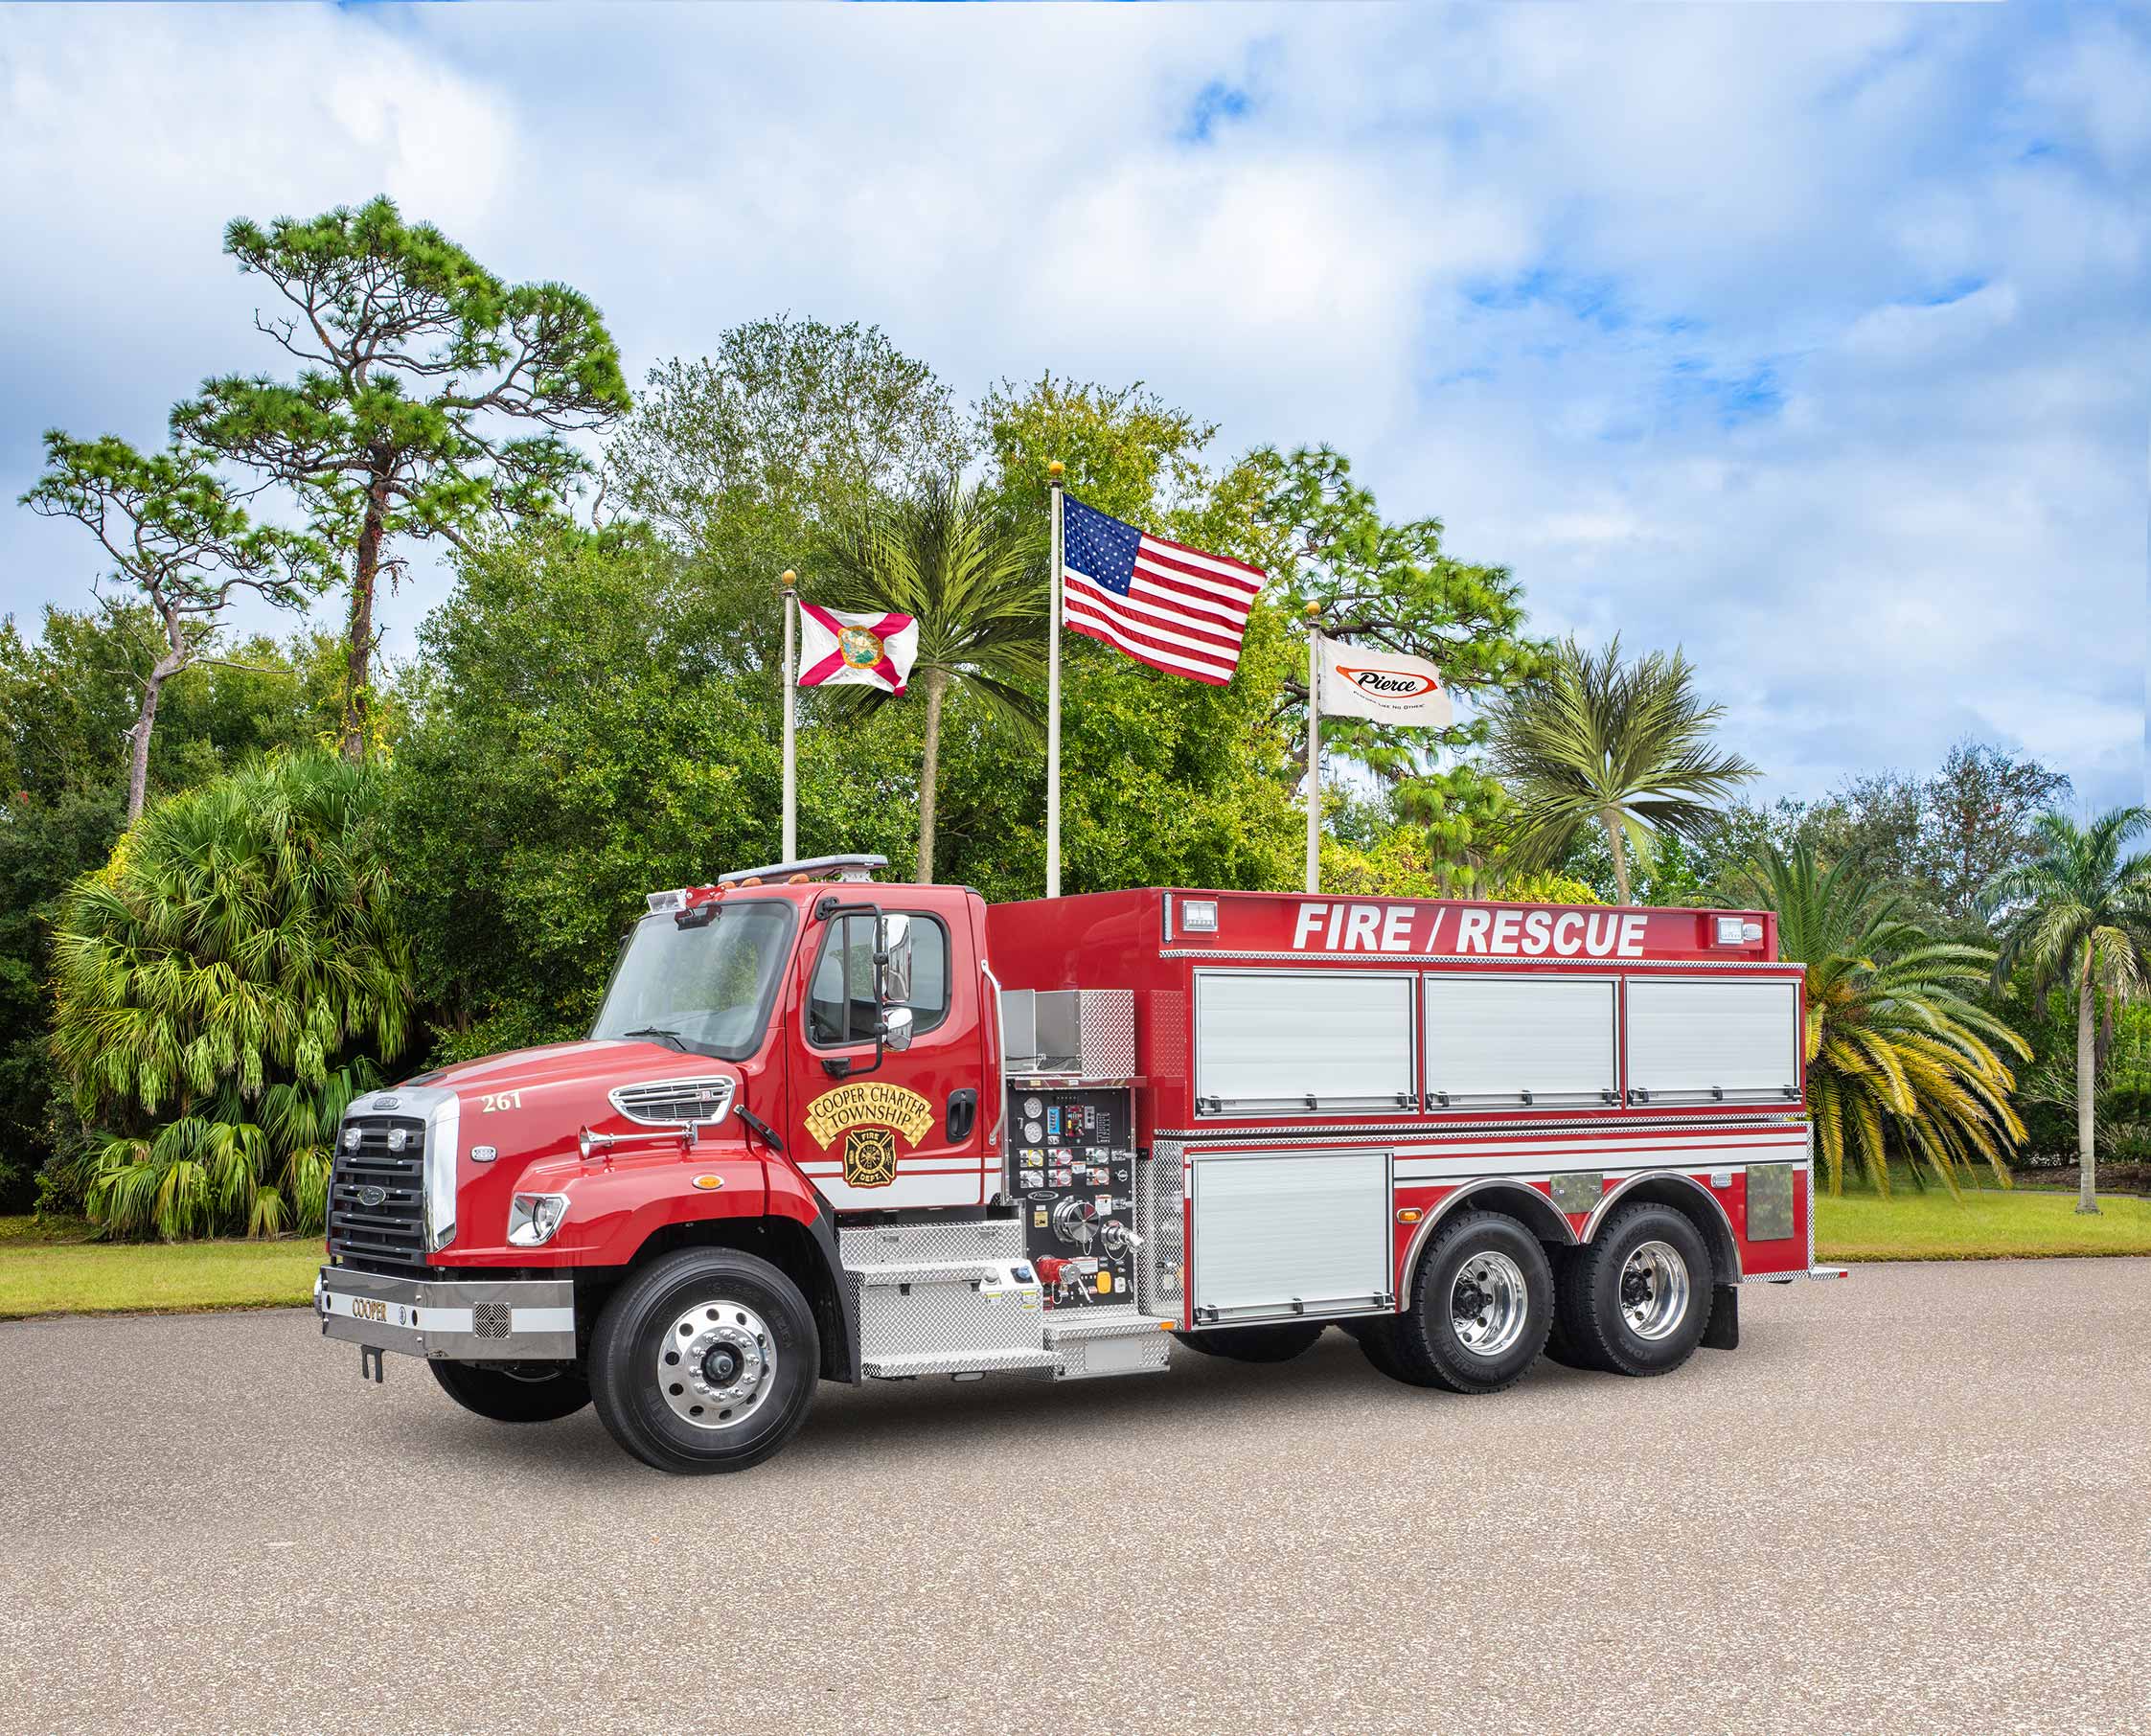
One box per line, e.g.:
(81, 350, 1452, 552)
(480, 1090, 524, 1113)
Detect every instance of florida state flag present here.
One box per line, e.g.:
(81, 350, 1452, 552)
(796, 605, 919, 695)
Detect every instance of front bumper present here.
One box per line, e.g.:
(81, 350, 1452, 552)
(315, 1266, 577, 1361)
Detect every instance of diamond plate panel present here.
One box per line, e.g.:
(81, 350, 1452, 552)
(840, 1219, 1027, 1269)
(863, 1346, 1059, 1377)
(1136, 1143, 1185, 1324)
(855, 1281, 1043, 1361)
(1079, 989, 1137, 1080)
(842, 1217, 1044, 1367)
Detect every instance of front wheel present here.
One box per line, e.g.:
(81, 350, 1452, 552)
(429, 1359, 591, 1423)
(590, 1247, 819, 1474)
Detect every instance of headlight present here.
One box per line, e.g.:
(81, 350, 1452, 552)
(507, 1193, 570, 1247)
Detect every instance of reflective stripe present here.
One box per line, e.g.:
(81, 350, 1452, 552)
(320, 1290, 469, 1333)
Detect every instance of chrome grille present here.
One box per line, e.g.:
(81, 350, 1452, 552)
(609, 1077, 736, 1126)
(327, 1115, 427, 1271)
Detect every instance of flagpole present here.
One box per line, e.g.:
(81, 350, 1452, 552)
(781, 569, 798, 863)
(1305, 605, 1322, 895)
(1046, 460, 1064, 900)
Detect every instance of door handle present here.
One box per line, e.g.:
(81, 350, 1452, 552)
(946, 1088, 978, 1142)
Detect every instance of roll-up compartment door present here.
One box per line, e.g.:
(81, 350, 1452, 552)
(1423, 974, 1616, 1107)
(1191, 1149, 1391, 1323)
(1194, 971, 1414, 1114)
(1624, 977, 1802, 1105)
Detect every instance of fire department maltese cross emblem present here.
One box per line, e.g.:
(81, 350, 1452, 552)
(843, 1126, 899, 1189)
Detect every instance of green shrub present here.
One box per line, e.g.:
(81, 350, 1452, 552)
(50, 752, 411, 1239)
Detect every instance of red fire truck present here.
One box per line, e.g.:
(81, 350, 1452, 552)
(316, 854, 1842, 1473)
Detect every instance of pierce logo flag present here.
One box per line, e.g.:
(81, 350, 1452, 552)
(1316, 632, 1453, 727)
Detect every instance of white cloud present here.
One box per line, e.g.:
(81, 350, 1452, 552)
(0, 2, 2143, 812)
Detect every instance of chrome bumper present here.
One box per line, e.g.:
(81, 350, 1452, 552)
(315, 1266, 577, 1361)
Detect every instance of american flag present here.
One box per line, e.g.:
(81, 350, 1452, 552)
(1060, 494, 1264, 686)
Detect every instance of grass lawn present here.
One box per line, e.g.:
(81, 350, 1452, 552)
(0, 1216, 320, 1319)
(1815, 1182, 2151, 1262)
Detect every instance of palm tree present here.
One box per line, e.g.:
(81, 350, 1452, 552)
(819, 477, 1045, 882)
(1485, 635, 1756, 903)
(1735, 841, 2026, 1196)
(1984, 809, 2151, 1214)
(51, 751, 412, 1239)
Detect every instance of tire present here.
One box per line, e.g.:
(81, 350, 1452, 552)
(1555, 1202, 1714, 1377)
(590, 1247, 819, 1474)
(1173, 1322, 1326, 1363)
(1371, 1210, 1554, 1395)
(1539, 1247, 1593, 1370)
(429, 1359, 591, 1423)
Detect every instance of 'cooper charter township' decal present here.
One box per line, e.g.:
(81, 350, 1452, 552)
(804, 1082, 934, 1151)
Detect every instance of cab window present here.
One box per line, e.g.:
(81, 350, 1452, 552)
(807, 912, 950, 1047)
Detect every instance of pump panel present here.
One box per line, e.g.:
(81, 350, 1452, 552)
(1007, 1085, 1138, 1308)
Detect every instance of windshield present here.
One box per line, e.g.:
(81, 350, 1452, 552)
(590, 900, 798, 1061)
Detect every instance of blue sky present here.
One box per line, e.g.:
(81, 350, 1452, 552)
(3, 3, 2145, 809)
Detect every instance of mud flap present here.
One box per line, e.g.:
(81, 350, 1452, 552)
(1700, 1284, 1739, 1351)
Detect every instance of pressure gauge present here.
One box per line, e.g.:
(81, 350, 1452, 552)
(1023, 1120, 1044, 1144)
(1022, 1095, 1043, 1118)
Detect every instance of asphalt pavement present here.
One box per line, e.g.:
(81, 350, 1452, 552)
(3, 1258, 2147, 1736)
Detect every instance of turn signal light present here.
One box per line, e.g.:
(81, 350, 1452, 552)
(1396, 1207, 1424, 1223)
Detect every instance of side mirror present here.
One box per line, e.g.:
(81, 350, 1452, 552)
(877, 913, 915, 1008)
(879, 1005, 914, 1053)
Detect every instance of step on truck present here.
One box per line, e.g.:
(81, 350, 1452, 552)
(315, 854, 1843, 1473)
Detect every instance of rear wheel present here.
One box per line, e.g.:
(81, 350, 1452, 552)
(590, 1248, 819, 1473)
(429, 1359, 590, 1423)
(1173, 1322, 1325, 1363)
(1367, 1210, 1553, 1395)
(1539, 1248, 1592, 1369)
(1555, 1203, 1713, 1377)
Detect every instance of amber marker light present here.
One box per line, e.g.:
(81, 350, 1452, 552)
(1396, 1207, 1424, 1223)
(691, 1175, 725, 1191)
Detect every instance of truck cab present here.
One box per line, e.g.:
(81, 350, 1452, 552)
(316, 855, 1839, 1473)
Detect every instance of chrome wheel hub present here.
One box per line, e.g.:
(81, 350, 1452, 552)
(1618, 1241, 1690, 1342)
(1450, 1250, 1529, 1358)
(658, 1299, 774, 1429)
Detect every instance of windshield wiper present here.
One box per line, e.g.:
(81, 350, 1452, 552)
(620, 1025, 688, 1052)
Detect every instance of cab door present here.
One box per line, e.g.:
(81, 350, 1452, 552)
(790, 902, 988, 1210)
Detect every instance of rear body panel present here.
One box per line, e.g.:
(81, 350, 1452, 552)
(986, 887, 1813, 1325)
